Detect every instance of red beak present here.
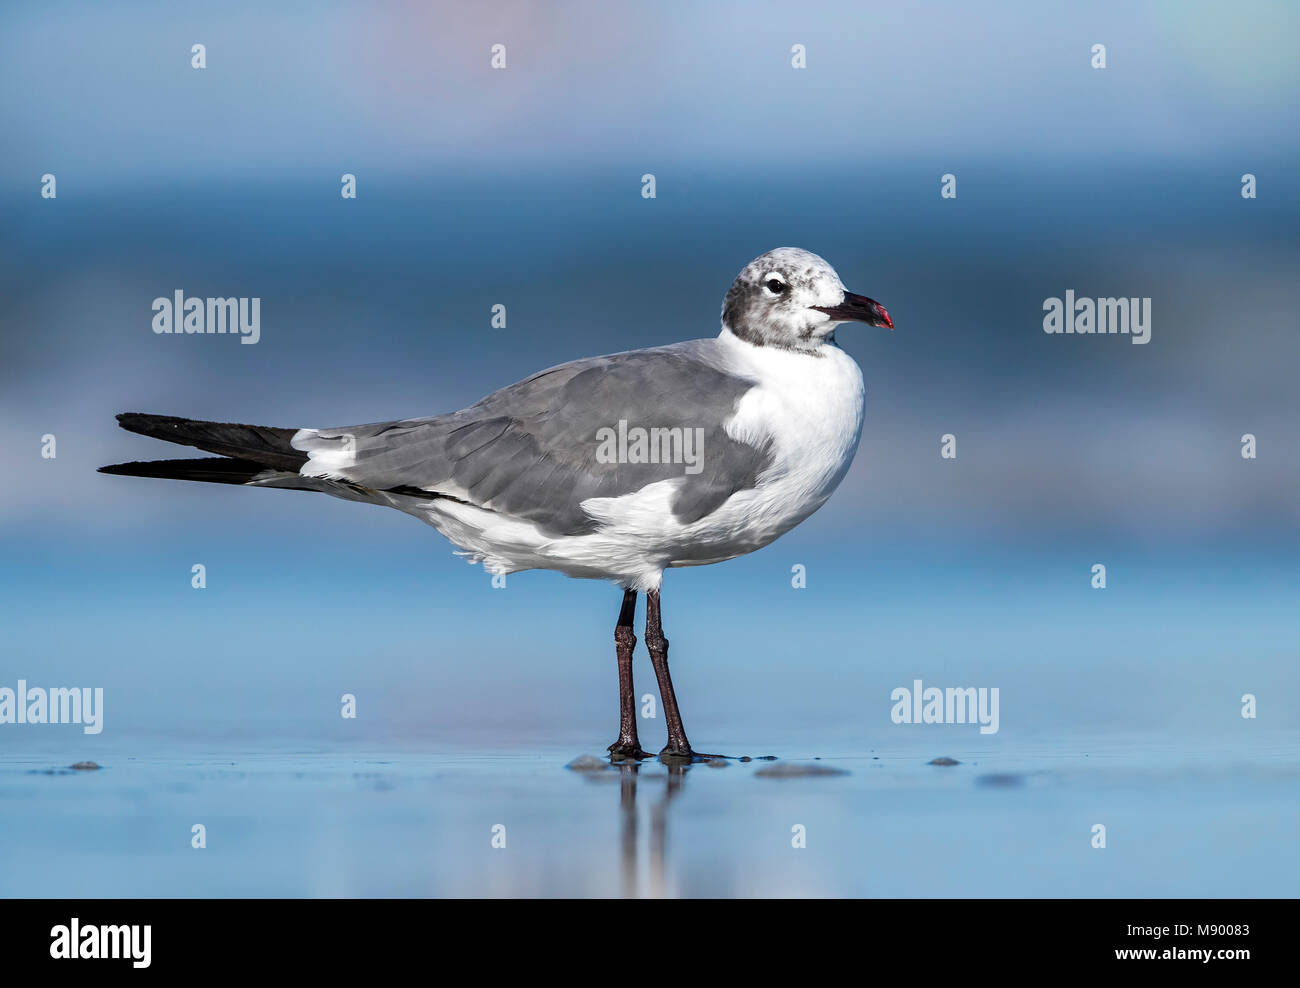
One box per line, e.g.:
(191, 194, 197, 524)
(812, 291, 893, 329)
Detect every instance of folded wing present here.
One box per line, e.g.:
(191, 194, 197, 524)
(293, 341, 774, 537)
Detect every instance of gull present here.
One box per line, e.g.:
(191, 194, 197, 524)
(101, 248, 894, 759)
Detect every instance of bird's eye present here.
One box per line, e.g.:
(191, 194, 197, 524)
(764, 278, 788, 294)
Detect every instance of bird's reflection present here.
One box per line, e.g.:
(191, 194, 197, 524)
(610, 758, 690, 898)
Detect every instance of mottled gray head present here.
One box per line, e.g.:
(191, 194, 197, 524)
(721, 247, 893, 352)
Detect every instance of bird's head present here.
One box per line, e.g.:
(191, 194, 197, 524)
(721, 247, 892, 351)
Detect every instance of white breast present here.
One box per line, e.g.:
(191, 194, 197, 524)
(660, 329, 865, 564)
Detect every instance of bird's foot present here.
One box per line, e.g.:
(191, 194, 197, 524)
(658, 744, 730, 763)
(607, 740, 651, 761)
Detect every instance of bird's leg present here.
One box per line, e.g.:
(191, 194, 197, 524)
(645, 589, 697, 759)
(608, 589, 649, 760)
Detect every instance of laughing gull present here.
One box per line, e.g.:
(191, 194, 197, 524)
(101, 247, 893, 759)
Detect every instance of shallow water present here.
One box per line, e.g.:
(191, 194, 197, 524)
(2, 731, 1295, 897)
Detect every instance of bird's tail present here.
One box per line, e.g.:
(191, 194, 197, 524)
(99, 412, 309, 485)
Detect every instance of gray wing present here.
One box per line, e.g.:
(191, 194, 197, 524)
(293, 340, 774, 537)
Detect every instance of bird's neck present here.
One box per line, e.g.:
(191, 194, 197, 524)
(717, 324, 830, 357)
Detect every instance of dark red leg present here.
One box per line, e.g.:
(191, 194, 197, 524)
(645, 589, 697, 759)
(607, 589, 649, 760)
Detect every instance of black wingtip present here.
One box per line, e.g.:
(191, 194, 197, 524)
(115, 412, 185, 437)
(98, 458, 175, 477)
(98, 460, 161, 475)
(108, 412, 307, 471)
(97, 457, 274, 484)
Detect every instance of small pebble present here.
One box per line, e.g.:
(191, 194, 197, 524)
(70, 761, 101, 771)
(705, 758, 728, 768)
(565, 755, 609, 772)
(928, 757, 960, 766)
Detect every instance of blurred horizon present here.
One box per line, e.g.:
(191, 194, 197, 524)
(2, 0, 1297, 747)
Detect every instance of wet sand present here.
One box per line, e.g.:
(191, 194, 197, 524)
(2, 730, 1295, 897)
